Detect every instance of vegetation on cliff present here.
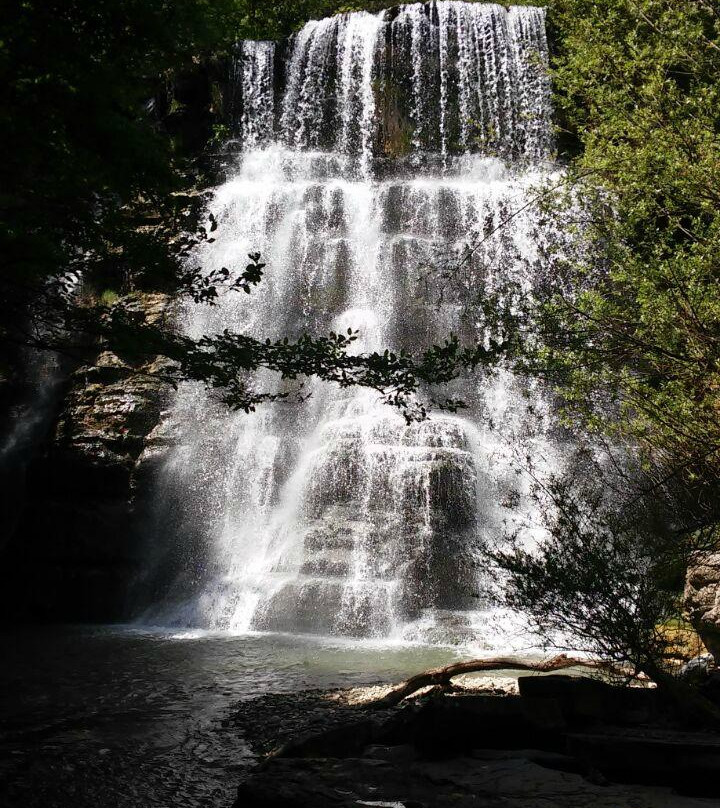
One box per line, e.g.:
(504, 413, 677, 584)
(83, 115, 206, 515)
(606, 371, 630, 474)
(543, 0, 720, 510)
(484, 0, 720, 704)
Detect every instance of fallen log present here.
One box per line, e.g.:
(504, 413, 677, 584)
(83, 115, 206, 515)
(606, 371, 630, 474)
(364, 653, 628, 709)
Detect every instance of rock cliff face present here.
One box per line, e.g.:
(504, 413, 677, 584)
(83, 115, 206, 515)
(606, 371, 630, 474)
(685, 555, 720, 663)
(0, 41, 240, 622)
(0, 293, 176, 621)
(0, 47, 241, 622)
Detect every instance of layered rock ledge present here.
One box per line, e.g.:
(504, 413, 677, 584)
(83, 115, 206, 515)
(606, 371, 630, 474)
(0, 292, 177, 621)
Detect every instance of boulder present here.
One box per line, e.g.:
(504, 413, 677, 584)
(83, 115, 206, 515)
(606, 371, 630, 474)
(375, 692, 567, 756)
(567, 730, 720, 796)
(684, 553, 720, 663)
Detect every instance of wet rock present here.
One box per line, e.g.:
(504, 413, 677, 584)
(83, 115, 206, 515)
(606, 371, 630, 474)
(275, 719, 377, 758)
(235, 752, 711, 808)
(252, 579, 350, 636)
(362, 743, 417, 762)
(400, 610, 479, 646)
(1, 292, 177, 621)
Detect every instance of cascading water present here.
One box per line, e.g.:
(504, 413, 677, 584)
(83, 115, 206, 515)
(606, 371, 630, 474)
(279, 3, 551, 165)
(235, 40, 275, 148)
(142, 3, 568, 648)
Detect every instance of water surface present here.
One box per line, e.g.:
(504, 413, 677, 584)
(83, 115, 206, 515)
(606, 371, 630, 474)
(0, 626, 462, 807)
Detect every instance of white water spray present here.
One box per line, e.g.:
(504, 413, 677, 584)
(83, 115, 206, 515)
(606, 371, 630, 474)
(144, 3, 566, 648)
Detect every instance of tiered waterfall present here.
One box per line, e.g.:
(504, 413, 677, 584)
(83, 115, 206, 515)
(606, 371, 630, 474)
(143, 2, 567, 647)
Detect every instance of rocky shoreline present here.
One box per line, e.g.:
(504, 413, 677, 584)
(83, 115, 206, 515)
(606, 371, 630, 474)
(229, 676, 720, 808)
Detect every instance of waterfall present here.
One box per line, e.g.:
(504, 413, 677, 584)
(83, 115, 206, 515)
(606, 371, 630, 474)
(278, 2, 551, 166)
(143, 3, 566, 648)
(236, 40, 275, 148)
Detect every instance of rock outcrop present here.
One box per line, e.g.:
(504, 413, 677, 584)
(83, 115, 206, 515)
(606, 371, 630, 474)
(237, 753, 715, 808)
(233, 680, 720, 808)
(0, 293, 176, 621)
(685, 553, 720, 663)
(54, 293, 175, 484)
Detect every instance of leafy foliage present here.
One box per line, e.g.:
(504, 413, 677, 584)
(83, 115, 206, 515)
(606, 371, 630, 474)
(482, 0, 720, 677)
(179, 244, 266, 305)
(40, 279, 505, 418)
(491, 450, 700, 670)
(536, 0, 720, 496)
(0, 0, 243, 291)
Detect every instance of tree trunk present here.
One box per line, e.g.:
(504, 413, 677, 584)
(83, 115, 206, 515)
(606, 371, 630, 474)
(363, 654, 720, 728)
(364, 653, 625, 709)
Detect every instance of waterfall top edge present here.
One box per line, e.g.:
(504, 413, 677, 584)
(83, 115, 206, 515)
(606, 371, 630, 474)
(236, 1, 553, 165)
(291, 3, 547, 33)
